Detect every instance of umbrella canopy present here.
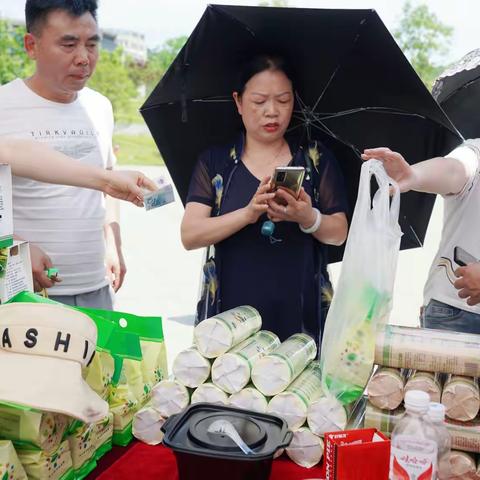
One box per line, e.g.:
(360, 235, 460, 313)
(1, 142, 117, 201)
(433, 49, 480, 140)
(141, 4, 461, 262)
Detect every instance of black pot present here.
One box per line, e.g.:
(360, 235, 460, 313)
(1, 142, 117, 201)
(161, 403, 293, 480)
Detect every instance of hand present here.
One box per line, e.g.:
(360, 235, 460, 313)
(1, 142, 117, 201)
(244, 176, 275, 224)
(454, 263, 480, 306)
(267, 187, 316, 228)
(361, 147, 415, 193)
(103, 170, 158, 207)
(29, 244, 61, 292)
(105, 243, 127, 292)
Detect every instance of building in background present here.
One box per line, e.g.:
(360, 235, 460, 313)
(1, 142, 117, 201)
(101, 29, 147, 65)
(0, 14, 148, 66)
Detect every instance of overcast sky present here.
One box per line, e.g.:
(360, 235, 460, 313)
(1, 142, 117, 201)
(1, 0, 478, 63)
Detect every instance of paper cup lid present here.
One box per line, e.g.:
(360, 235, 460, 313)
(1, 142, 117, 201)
(267, 392, 307, 430)
(251, 356, 291, 396)
(212, 353, 250, 394)
(286, 427, 323, 468)
(151, 380, 190, 417)
(191, 383, 229, 405)
(173, 348, 211, 388)
(194, 319, 232, 358)
(307, 397, 347, 435)
(133, 407, 165, 446)
(229, 388, 268, 414)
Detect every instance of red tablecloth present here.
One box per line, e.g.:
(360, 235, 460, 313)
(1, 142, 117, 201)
(91, 442, 324, 480)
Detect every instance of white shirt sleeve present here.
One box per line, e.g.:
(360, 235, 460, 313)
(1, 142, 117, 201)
(445, 139, 480, 198)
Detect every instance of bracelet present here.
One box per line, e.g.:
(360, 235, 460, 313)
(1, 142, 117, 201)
(300, 208, 322, 234)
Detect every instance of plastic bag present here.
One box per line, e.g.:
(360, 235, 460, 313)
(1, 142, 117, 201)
(321, 160, 402, 404)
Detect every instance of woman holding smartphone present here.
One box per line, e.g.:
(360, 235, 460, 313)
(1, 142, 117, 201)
(181, 54, 349, 343)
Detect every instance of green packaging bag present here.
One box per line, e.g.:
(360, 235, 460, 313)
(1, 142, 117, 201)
(66, 423, 96, 480)
(80, 313, 142, 447)
(0, 440, 27, 480)
(91, 413, 113, 461)
(0, 404, 69, 454)
(105, 331, 142, 446)
(6, 293, 155, 447)
(91, 310, 168, 404)
(108, 382, 138, 447)
(83, 351, 115, 401)
(16, 440, 74, 480)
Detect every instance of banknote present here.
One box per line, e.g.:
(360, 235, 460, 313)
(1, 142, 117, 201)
(144, 182, 175, 211)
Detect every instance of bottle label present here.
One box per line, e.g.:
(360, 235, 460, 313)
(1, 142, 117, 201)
(391, 436, 437, 480)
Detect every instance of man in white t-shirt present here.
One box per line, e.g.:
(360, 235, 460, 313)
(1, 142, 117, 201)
(362, 141, 480, 333)
(0, 0, 125, 308)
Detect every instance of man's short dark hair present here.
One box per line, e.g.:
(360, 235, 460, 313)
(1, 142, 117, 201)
(25, 0, 98, 35)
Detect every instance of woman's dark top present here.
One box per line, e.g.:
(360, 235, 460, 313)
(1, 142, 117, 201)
(186, 135, 348, 343)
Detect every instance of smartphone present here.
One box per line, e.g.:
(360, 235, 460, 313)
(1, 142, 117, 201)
(272, 166, 305, 199)
(454, 246, 478, 267)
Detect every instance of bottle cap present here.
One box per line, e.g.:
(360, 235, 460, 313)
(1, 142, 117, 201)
(428, 402, 446, 422)
(404, 390, 430, 412)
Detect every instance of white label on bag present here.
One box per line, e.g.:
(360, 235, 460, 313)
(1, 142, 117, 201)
(391, 436, 437, 480)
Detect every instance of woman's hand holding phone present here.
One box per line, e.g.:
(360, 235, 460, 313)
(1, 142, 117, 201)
(244, 176, 275, 224)
(267, 186, 316, 228)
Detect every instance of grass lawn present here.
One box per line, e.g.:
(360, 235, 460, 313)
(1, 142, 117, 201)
(113, 133, 164, 166)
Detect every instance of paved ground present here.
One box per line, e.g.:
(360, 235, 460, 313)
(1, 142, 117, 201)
(115, 165, 444, 371)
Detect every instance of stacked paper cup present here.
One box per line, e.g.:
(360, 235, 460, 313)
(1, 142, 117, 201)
(133, 306, 332, 468)
(362, 324, 480, 471)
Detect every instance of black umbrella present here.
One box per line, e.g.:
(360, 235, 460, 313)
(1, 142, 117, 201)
(433, 49, 480, 140)
(141, 5, 461, 262)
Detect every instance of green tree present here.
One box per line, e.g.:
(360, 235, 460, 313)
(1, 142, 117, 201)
(149, 36, 188, 74)
(393, 1, 453, 90)
(0, 20, 34, 84)
(130, 35, 187, 96)
(88, 48, 139, 123)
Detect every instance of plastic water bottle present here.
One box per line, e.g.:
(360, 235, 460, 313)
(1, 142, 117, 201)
(390, 390, 438, 480)
(428, 403, 451, 480)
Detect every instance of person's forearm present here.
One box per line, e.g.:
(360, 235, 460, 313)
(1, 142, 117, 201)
(0, 139, 108, 190)
(104, 195, 121, 250)
(104, 221, 121, 251)
(312, 213, 348, 246)
(181, 208, 251, 250)
(105, 194, 120, 225)
(410, 157, 470, 195)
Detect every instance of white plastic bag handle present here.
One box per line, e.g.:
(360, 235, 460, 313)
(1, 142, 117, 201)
(207, 419, 254, 455)
(355, 159, 401, 235)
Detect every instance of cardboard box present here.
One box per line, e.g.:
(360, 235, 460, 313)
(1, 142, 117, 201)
(0, 164, 13, 248)
(0, 240, 33, 304)
(323, 428, 390, 480)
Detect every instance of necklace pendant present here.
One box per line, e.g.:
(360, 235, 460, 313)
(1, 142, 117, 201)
(261, 220, 275, 237)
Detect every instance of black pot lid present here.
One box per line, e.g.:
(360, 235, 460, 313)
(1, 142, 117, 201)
(161, 403, 293, 461)
(188, 413, 267, 452)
